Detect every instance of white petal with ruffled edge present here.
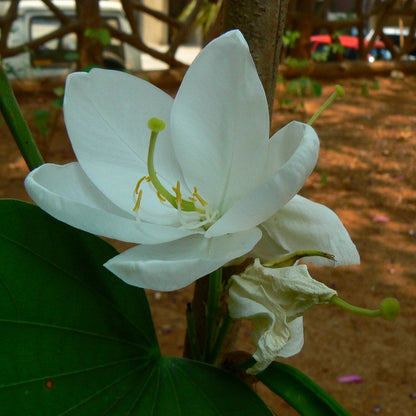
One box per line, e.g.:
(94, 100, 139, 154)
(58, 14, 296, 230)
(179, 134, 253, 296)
(256, 194, 360, 266)
(104, 228, 262, 291)
(250, 318, 304, 374)
(24, 163, 196, 244)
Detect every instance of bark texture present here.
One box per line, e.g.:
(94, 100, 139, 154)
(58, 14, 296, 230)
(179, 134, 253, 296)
(75, 0, 104, 68)
(223, 0, 290, 115)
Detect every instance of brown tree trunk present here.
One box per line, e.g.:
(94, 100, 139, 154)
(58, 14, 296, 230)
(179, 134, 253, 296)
(290, 0, 315, 60)
(184, 0, 290, 367)
(75, 0, 104, 68)
(223, 0, 290, 115)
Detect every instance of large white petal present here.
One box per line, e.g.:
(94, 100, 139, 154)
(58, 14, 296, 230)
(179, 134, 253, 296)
(24, 163, 196, 244)
(206, 122, 319, 237)
(257, 194, 360, 266)
(170, 30, 269, 211)
(104, 228, 262, 291)
(64, 69, 182, 215)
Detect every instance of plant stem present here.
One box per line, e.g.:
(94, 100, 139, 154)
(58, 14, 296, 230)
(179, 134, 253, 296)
(207, 311, 232, 364)
(0, 66, 44, 170)
(204, 268, 223, 360)
(186, 303, 203, 361)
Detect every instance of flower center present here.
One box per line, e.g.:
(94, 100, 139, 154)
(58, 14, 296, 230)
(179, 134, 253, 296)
(133, 118, 217, 230)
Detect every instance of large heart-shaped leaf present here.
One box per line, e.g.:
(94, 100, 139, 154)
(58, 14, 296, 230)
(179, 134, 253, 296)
(0, 200, 272, 415)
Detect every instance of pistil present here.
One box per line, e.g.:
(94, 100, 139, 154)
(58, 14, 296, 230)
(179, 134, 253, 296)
(308, 85, 345, 126)
(133, 118, 208, 217)
(330, 295, 400, 320)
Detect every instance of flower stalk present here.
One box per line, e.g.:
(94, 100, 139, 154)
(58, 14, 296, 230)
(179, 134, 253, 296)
(0, 65, 44, 171)
(204, 268, 223, 361)
(186, 303, 203, 361)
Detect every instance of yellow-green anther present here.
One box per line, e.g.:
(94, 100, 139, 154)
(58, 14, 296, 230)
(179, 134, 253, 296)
(308, 84, 345, 126)
(148, 117, 166, 132)
(330, 295, 400, 320)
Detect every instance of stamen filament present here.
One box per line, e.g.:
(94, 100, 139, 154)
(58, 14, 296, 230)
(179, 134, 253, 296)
(264, 250, 335, 268)
(308, 85, 345, 126)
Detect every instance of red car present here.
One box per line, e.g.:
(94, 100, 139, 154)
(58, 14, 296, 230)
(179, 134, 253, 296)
(310, 34, 389, 62)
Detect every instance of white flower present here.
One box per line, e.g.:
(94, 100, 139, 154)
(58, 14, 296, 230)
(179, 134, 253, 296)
(24, 30, 358, 291)
(228, 259, 337, 374)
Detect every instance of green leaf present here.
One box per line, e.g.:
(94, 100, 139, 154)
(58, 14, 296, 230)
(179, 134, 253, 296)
(132, 357, 273, 415)
(84, 28, 111, 46)
(0, 200, 272, 415)
(256, 362, 351, 416)
(0, 200, 160, 414)
(64, 51, 80, 62)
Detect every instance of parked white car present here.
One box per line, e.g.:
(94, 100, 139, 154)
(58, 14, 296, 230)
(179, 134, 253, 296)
(366, 26, 416, 60)
(1, 0, 142, 79)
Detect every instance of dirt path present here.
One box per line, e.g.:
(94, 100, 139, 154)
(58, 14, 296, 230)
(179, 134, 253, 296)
(1, 74, 415, 415)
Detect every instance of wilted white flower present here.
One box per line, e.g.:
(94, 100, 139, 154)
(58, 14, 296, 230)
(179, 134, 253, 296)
(229, 259, 337, 374)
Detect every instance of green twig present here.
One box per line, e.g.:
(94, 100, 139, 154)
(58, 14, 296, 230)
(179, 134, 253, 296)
(204, 268, 223, 361)
(0, 65, 44, 170)
(186, 303, 202, 361)
(206, 311, 232, 364)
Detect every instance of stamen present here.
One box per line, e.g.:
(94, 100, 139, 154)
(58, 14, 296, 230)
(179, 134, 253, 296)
(193, 187, 208, 206)
(264, 250, 335, 268)
(157, 191, 166, 202)
(172, 180, 183, 209)
(134, 175, 150, 194)
(330, 295, 400, 320)
(133, 189, 143, 212)
(308, 84, 345, 126)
